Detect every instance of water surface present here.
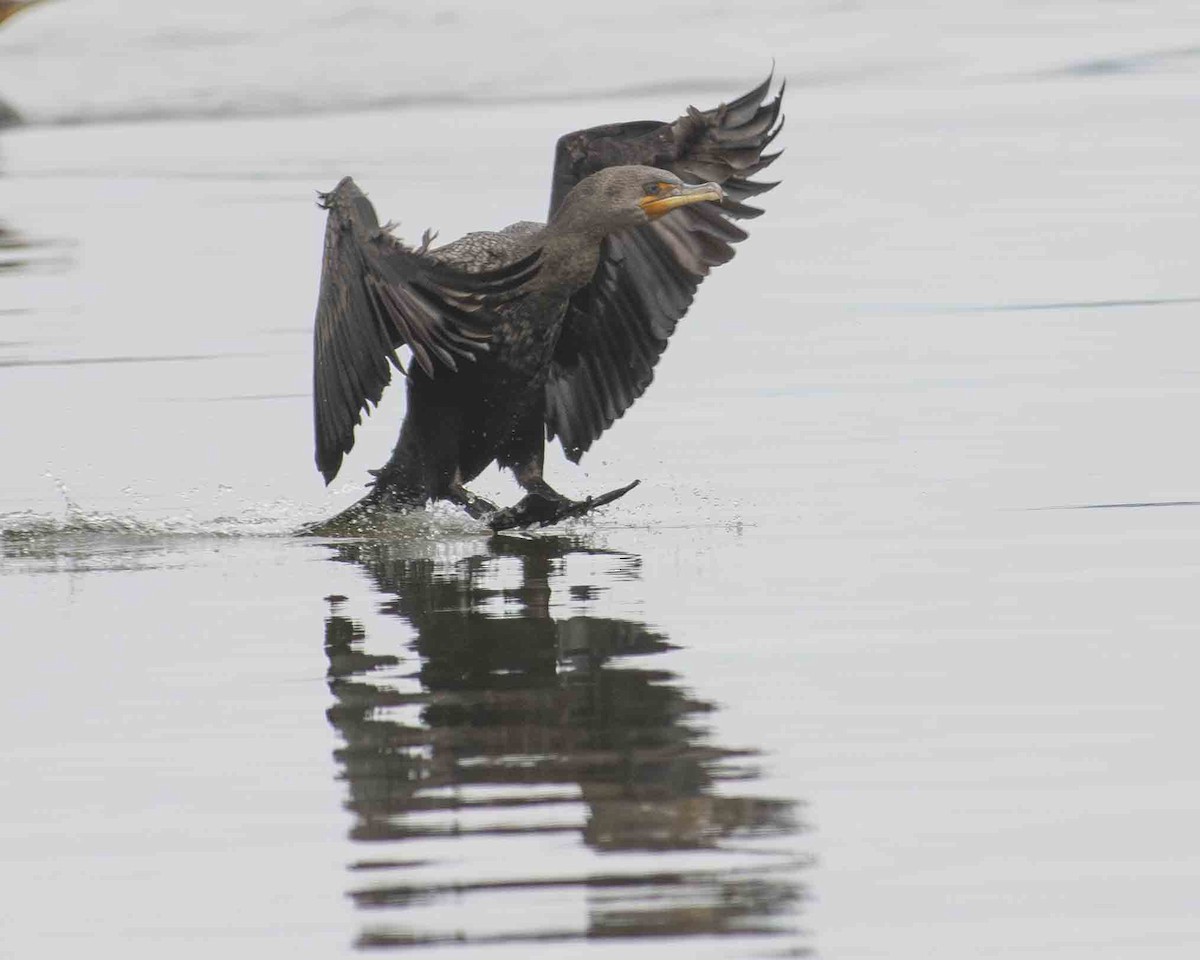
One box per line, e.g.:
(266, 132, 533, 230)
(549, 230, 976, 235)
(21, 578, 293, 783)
(4, 3, 1200, 958)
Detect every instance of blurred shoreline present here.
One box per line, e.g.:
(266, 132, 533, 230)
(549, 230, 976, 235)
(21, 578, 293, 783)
(0, 75, 752, 131)
(2, 0, 1199, 130)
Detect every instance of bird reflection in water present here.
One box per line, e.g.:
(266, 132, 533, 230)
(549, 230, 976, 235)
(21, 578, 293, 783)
(322, 534, 806, 951)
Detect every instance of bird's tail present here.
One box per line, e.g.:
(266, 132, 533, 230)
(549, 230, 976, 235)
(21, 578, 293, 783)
(302, 425, 434, 534)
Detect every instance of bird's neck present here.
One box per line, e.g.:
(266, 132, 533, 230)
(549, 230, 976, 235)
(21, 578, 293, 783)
(519, 215, 605, 297)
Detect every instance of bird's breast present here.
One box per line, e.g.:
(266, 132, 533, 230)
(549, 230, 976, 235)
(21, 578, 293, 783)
(490, 292, 569, 378)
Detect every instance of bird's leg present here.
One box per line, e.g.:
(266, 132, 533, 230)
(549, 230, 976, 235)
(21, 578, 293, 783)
(483, 444, 642, 532)
(446, 472, 498, 520)
(484, 457, 578, 530)
(512, 459, 575, 509)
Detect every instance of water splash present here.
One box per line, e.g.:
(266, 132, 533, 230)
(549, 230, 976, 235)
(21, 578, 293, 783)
(1, 469, 663, 576)
(0, 477, 526, 576)
(0, 498, 297, 576)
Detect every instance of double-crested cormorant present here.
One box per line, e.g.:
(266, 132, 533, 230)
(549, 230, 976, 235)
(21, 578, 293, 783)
(313, 75, 783, 529)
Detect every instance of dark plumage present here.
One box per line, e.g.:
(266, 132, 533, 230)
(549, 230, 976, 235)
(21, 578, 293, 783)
(312, 74, 783, 527)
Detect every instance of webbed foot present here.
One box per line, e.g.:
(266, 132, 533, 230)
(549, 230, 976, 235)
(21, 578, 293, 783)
(488, 480, 640, 532)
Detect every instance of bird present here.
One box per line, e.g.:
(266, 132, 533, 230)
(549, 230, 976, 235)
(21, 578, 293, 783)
(311, 73, 783, 530)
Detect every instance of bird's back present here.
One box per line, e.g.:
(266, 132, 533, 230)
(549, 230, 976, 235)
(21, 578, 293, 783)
(431, 221, 545, 272)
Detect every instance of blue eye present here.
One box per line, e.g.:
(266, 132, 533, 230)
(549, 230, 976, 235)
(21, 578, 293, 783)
(644, 183, 661, 196)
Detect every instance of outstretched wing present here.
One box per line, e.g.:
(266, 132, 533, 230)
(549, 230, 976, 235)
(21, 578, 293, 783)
(544, 211, 747, 463)
(313, 176, 537, 484)
(549, 72, 784, 219)
(544, 74, 784, 462)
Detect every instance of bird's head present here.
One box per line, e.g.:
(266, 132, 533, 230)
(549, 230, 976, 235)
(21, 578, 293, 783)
(554, 165, 725, 235)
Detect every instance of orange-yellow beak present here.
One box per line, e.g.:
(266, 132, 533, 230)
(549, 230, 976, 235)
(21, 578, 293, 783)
(639, 181, 725, 220)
